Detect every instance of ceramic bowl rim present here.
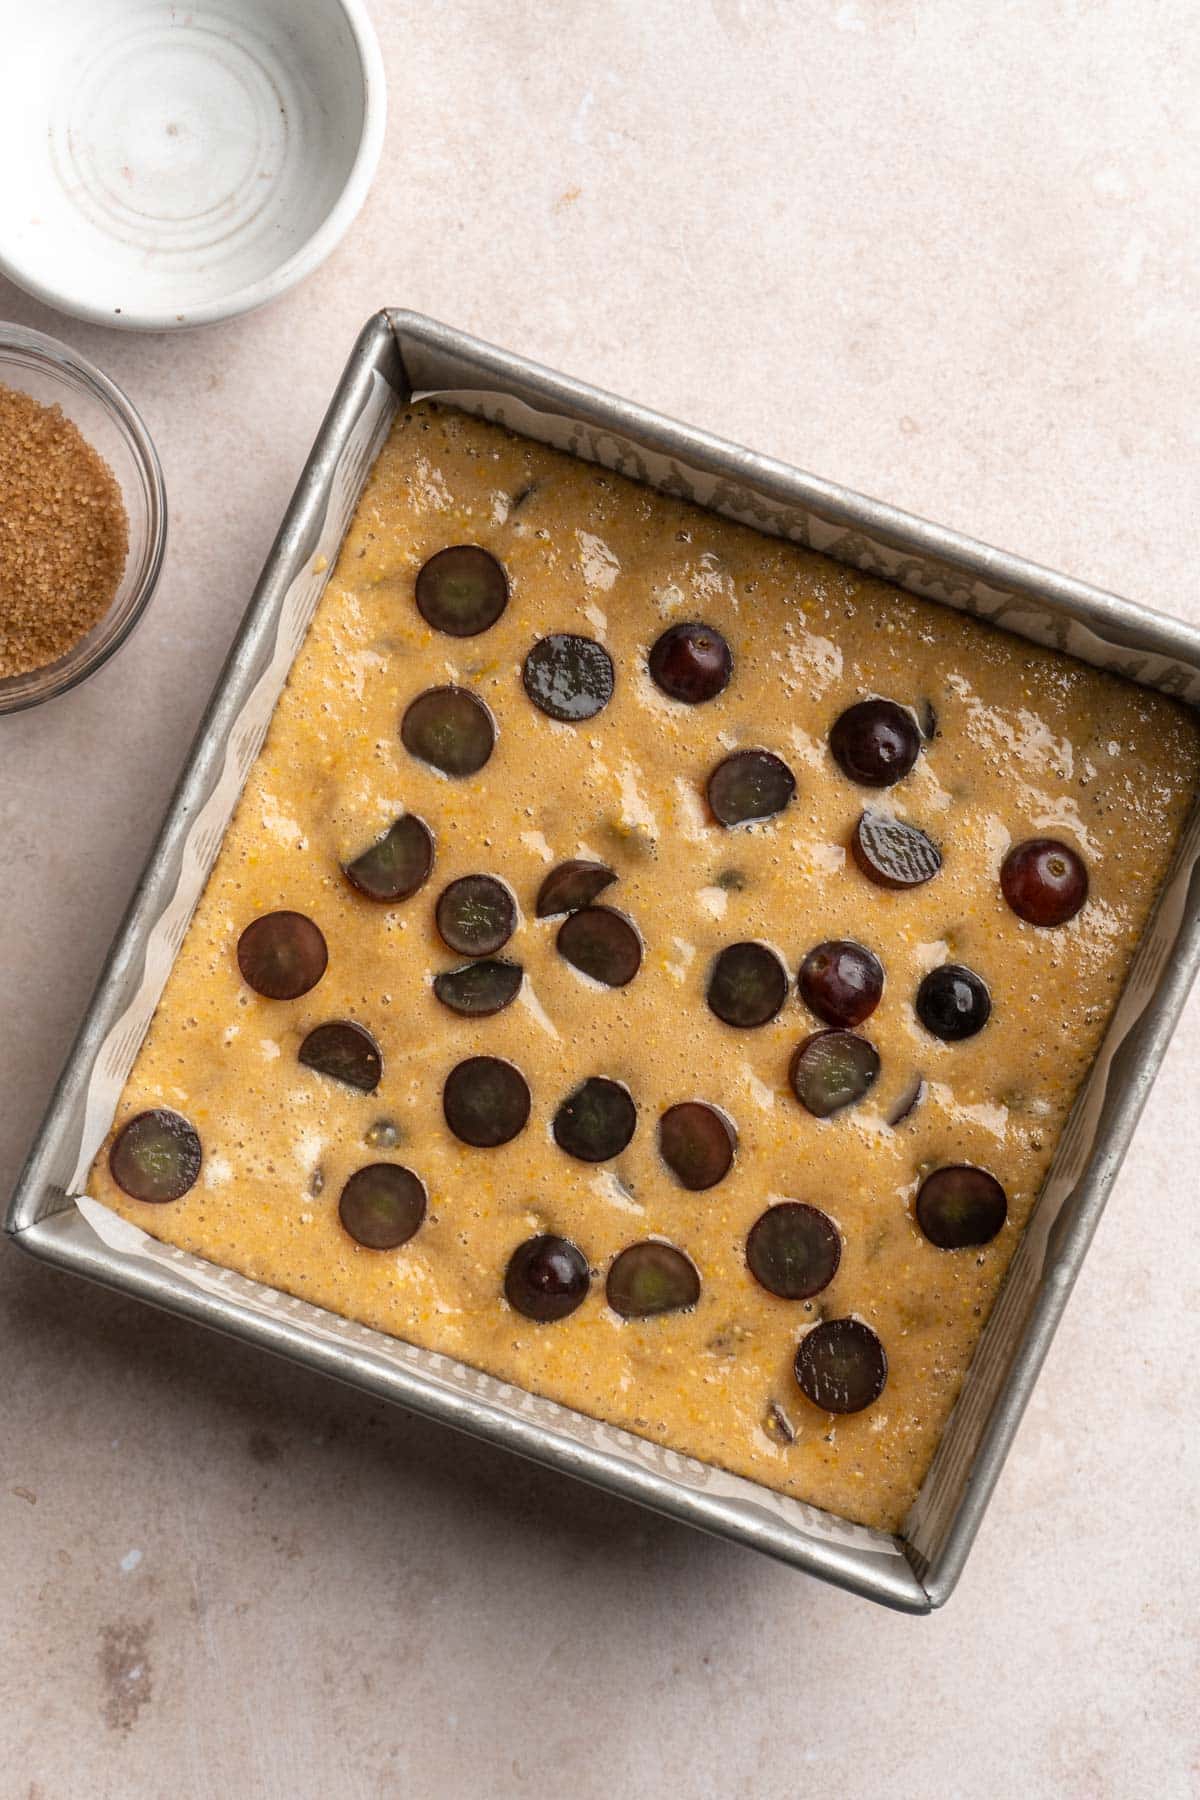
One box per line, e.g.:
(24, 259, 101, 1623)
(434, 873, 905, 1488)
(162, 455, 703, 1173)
(0, 0, 387, 332)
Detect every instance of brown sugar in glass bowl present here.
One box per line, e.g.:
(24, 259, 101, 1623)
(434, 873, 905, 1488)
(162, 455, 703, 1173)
(0, 325, 166, 714)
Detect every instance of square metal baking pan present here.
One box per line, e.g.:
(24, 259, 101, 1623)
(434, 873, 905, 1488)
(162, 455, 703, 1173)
(9, 310, 1200, 1614)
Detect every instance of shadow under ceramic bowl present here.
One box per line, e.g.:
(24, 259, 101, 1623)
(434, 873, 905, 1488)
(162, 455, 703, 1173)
(0, 325, 167, 714)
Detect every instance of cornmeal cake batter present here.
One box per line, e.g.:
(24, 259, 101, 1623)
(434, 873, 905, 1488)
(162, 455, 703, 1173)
(89, 402, 1200, 1531)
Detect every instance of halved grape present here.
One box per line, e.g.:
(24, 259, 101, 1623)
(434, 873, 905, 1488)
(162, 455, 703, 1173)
(110, 1108, 201, 1203)
(648, 622, 732, 704)
(916, 964, 991, 1040)
(443, 1056, 531, 1147)
(765, 1400, 797, 1444)
(505, 1234, 590, 1321)
(298, 1021, 382, 1093)
(706, 942, 787, 1028)
(829, 699, 921, 787)
(365, 1118, 401, 1149)
(707, 749, 796, 827)
(556, 906, 642, 986)
(523, 635, 614, 721)
(915, 1164, 1007, 1248)
(338, 1164, 427, 1249)
(552, 1077, 637, 1162)
(888, 1075, 926, 1127)
(851, 810, 942, 889)
(401, 686, 495, 777)
(1001, 837, 1088, 927)
(607, 1242, 701, 1318)
(236, 911, 328, 1000)
(432, 960, 523, 1017)
(535, 860, 617, 917)
(435, 875, 516, 956)
(414, 545, 508, 636)
(658, 1102, 736, 1190)
(794, 1318, 888, 1413)
(798, 939, 884, 1028)
(746, 1203, 841, 1300)
(790, 1030, 880, 1117)
(343, 815, 434, 902)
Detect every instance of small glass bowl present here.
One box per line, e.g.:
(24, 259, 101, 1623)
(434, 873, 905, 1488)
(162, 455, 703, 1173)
(0, 324, 167, 714)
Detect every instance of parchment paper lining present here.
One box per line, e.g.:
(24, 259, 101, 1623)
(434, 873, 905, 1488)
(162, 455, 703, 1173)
(64, 377, 1200, 1565)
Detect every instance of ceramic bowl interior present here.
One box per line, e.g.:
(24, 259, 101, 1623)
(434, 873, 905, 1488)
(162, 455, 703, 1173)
(0, 0, 386, 330)
(0, 325, 167, 714)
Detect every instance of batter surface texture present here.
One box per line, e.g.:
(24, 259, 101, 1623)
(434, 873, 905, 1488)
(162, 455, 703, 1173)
(88, 403, 1200, 1531)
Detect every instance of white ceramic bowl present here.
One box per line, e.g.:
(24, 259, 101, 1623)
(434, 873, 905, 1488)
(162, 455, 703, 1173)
(0, 0, 386, 331)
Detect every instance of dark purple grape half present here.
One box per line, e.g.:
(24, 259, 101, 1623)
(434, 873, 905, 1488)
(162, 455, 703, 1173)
(789, 1030, 880, 1117)
(829, 699, 921, 787)
(338, 1164, 427, 1249)
(552, 1077, 637, 1162)
(706, 942, 787, 1028)
(648, 622, 732, 704)
(556, 906, 642, 987)
(401, 686, 495, 777)
(236, 910, 328, 1000)
(535, 859, 617, 917)
(414, 545, 508, 637)
(916, 964, 991, 1041)
(1001, 837, 1088, 927)
(746, 1203, 841, 1300)
(443, 1056, 531, 1147)
(707, 749, 796, 827)
(109, 1108, 202, 1203)
(432, 960, 523, 1017)
(505, 1234, 590, 1321)
(798, 939, 884, 1028)
(343, 814, 434, 902)
(795, 1318, 888, 1413)
(658, 1102, 736, 1190)
(523, 634, 614, 721)
(607, 1242, 701, 1318)
(851, 810, 942, 889)
(298, 1021, 382, 1093)
(915, 1164, 1008, 1249)
(435, 874, 516, 956)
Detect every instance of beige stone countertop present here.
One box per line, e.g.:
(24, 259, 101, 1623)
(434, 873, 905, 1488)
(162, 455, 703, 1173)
(2, 3, 1197, 1795)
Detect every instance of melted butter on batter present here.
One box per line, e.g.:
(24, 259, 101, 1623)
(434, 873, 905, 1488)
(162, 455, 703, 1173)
(89, 402, 1200, 1532)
